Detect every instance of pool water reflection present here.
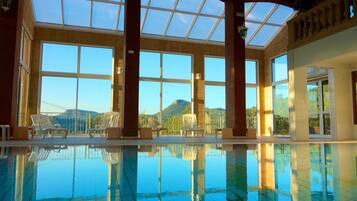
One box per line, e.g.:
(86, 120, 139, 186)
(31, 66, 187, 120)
(0, 143, 356, 201)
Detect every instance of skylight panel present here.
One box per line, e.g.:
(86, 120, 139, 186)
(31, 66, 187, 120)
(249, 25, 279, 47)
(166, 13, 195, 37)
(141, 8, 147, 29)
(150, 0, 177, 9)
(209, 19, 224, 42)
(245, 22, 260, 42)
(92, 2, 119, 30)
(247, 3, 275, 22)
(32, 0, 62, 24)
(201, 0, 225, 16)
(63, 0, 91, 27)
(267, 5, 294, 25)
(141, 0, 149, 6)
(118, 5, 125, 31)
(244, 3, 253, 13)
(143, 9, 172, 35)
(189, 16, 217, 40)
(176, 0, 203, 13)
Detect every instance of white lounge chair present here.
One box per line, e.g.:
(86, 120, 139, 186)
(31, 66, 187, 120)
(181, 114, 204, 137)
(148, 118, 167, 137)
(88, 112, 120, 138)
(31, 114, 68, 139)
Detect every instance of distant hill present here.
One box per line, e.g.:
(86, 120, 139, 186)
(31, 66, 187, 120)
(160, 99, 190, 122)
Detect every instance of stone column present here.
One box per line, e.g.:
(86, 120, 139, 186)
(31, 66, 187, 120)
(329, 66, 354, 140)
(288, 65, 309, 140)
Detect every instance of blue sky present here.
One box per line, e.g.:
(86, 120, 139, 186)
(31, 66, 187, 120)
(41, 44, 263, 115)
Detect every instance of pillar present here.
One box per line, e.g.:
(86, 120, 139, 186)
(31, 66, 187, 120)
(222, 0, 246, 136)
(0, 0, 23, 130)
(329, 66, 353, 140)
(193, 54, 205, 129)
(121, 0, 141, 137)
(288, 65, 309, 140)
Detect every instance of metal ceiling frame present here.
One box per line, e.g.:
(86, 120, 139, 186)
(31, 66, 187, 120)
(33, 0, 295, 48)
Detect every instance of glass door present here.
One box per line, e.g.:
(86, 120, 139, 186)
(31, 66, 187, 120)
(307, 80, 330, 136)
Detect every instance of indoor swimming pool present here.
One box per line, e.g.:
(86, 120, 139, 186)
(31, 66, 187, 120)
(0, 143, 356, 201)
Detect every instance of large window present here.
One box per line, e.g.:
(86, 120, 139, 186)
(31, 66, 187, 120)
(139, 51, 192, 135)
(204, 57, 259, 134)
(272, 54, 289, 135)
(40, 43, 113, 134)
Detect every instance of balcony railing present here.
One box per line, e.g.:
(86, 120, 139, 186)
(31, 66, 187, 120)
(288, 0, 357, 49)
(41, 111, 105, 135)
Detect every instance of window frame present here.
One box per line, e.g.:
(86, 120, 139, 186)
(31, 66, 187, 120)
(38, 41, 114, 133)
(203, 55, 260, 133)
(139, 49, 194, 126)
(271, 53, 289, 136)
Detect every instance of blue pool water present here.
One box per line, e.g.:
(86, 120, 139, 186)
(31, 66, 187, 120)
(0, 143, 356, 201)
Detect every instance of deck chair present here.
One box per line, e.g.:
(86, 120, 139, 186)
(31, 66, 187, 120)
(31, 114, 68, 139)
(88, 112, 120, 138)
(181, 114, 204, 137)
(148, 118, 167, 137)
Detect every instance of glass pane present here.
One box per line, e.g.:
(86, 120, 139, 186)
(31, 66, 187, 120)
(80, 47, 113, 75)
(322, 80, 330, 112)
(140, 51, 161, 78)
(77, 79, 112, 133)
(249, 25, 280, 47)
(272, 54, 288, 82)
(247, 3, 275, 22)
(139, 81, 160, 127)
(162, 83, 192, 134)
(177, 0, 202, 12)
(309, 114, 320, 135)
(273, 83, 289, 135)
(143, 9, 171, 35)
(205, 85, 226, 134)
(307, 82, 319, 113)
(209, 19, 224, 42)
(118, 5, 125, 31)
(92, 2, 119, 30)
(40, 77, 77, 132)
(42, 43, 78, 73)
(32, 0, 62, 24)
(246, 60, 257, 84)
(246, 87, 257, 129)
(245, 22, 260, 42)
(63, 0, 91, 27)
(204, 57, 225, 82)
(163, 53, 192, 80)
(150, 0, 176, 9)
(189, 16, 217, 40)
(323, 114, 331, 135)
(267, 5, 294, 25)
(166, 13, 195, 38)
(201, 0, 224, 16)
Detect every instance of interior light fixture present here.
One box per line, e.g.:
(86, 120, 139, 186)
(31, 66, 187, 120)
(1, 0, 13, 12)
(238, 25, 248, 40)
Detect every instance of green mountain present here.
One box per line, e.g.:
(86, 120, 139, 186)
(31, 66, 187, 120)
(160, 99, 191, 122)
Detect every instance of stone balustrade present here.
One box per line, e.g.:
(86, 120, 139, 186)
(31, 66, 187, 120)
(288, 0, 357, 49)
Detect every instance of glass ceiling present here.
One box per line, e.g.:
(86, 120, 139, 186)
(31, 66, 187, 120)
(32, 0, 295, 48)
